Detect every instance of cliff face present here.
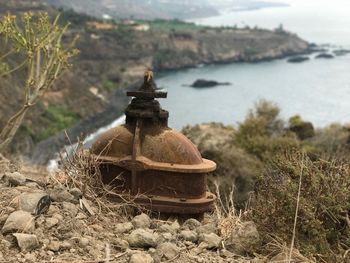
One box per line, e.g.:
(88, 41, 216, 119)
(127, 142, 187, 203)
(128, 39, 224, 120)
(0, 3, 310, 159)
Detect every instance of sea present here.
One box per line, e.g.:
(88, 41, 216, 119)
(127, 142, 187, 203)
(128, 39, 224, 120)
(48, 0, 350, 170)
(157, 0, 350, 130)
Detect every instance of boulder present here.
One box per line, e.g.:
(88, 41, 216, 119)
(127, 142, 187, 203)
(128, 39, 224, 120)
(182, 218, 201, 230)
(188, 79, 231, 88)
(316, 53, 334, 59)
(132, 213, 151, 229)
(45, 217, 59, 229)
(4, 172, 26, 186)
(225, 221, 260, 255)
(179, 230, 198, 243)
(127, 229, 158, 248)
(198, 233, 222, 249)
(287, 56, 310, 63)
(13, 233, 39, 251)
(115, 222, 134, 234)
(129, 252, 154, 263)
(18, 192, 48, 214)
(2, 211, 35, 234)
(156, 242, 179, 260)
(69, 188, 83, 200)
(50, 188, 75, 203)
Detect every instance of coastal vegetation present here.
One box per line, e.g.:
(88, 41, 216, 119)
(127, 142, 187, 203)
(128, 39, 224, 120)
(183, 101, 350, 261)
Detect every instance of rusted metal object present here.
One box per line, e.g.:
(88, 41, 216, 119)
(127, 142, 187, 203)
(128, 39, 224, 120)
(91, 71, 216, 216)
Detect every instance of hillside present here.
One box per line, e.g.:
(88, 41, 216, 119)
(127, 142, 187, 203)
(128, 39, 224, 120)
(46, 0, 218, 20)
(0, 1, 310, 161)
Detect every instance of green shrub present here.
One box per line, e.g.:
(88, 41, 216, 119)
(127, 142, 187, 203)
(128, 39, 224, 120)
(235, 100, 299, 161)
(251, 151, 350, 261)
(36, 105, 79, 141)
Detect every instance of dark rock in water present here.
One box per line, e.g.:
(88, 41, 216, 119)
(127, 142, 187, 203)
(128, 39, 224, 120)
(288, 115, 315, 140)
(333, 49, 350, 56)
(315, 53, 334, 59)
(188, 79, 231, 88)
(287, 56, 310, 63)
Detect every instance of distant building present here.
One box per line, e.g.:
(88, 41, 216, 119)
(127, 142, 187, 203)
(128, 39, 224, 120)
(102, 14, 112, 20)
(133, 24, 150, 32)
(86, 21, 116, 30)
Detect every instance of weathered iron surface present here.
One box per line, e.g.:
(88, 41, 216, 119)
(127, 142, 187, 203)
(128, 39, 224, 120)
(91, 71, 217, 216)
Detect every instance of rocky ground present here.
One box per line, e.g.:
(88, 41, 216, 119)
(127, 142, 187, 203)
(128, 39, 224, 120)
(0, 156, 312, 263)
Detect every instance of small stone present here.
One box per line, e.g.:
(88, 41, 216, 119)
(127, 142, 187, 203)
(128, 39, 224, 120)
(69, 188, 83, 200)
(179, 230, 198, 242)
(24, 253, 36, 262)
(0, 214, 8, 226)
(50, 188, 74, 203)
(60, 241, 72, 250)
(18, 192, 48, 213)
(78, 237, 89, 248)
(45, 217, 59, 229)
(182, 218, 201, 230)
(13, 233, 39, 251)
(2, 211, 35, 234)
(158, 221, 180, 235)
(127, 229, 158, 248)
(48, 241, 60, 252)
(132, 213, 151, 229)
(76, 212, 87, 220)
(129, 252, 154, 263)
(115, 222, 133, 234)
(4, 172, 26, 186)
(112, 238, 129, 251)
(196, 224, 217, 235)
(225, 221, 260, 255)
(198, 233, 222, 249)
(156, 242, 179, 260)
(0, 251, 3, 261)
(62, 201, 78, 217)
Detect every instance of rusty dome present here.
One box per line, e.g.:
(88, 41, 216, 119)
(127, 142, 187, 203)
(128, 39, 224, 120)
(91, 71, 216, 216)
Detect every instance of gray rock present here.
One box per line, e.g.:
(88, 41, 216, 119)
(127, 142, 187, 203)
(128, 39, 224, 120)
(129, 252, 154, 263)
(198, 233, 222, 249)
(2, 211, 35, 234)
(18, 192, 47, 213)
(47, 241, 60, 252)
(62, 201, 78, 217)
(197, 224, 217, 235)
(179, 230, 198, 242)
(50, 188, 74, 203)
(115, 222, 133, 234)
(4, 172, 26, 186)
(158, 221, 180, 235)
(112, 238, 129, 251)
(78, 237, 90, 248)
(69, 188, 83, 200)
(156, 242, 179, 260)
(45, 217, 59, 229)
(182, 218, 201, 230)
(13, 233, 39, 251)
(132, 213, 151, 229)
(225, 221, 260, 255)
(127, 229, 158, 248)
(24, 253, 37, 262)
(0, 251, 3, 261)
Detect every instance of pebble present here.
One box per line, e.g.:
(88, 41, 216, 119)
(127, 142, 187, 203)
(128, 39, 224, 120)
(4, 172, 26, 186)
(13, 233, 39, 251)
(179, 229, 198, 242)
(127, 228, 158, 248)
(2, 211, 35, 234)
(129, 252, 154, 263)
(115, 222, 134, 234)
(182, 218, 201, 230)
(198, 233, 222, 249)
(132, 213, 151, 229)
(156, 242, 179, 260)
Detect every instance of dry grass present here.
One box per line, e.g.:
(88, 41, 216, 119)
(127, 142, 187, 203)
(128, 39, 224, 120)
(50, 139, 146, 219)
